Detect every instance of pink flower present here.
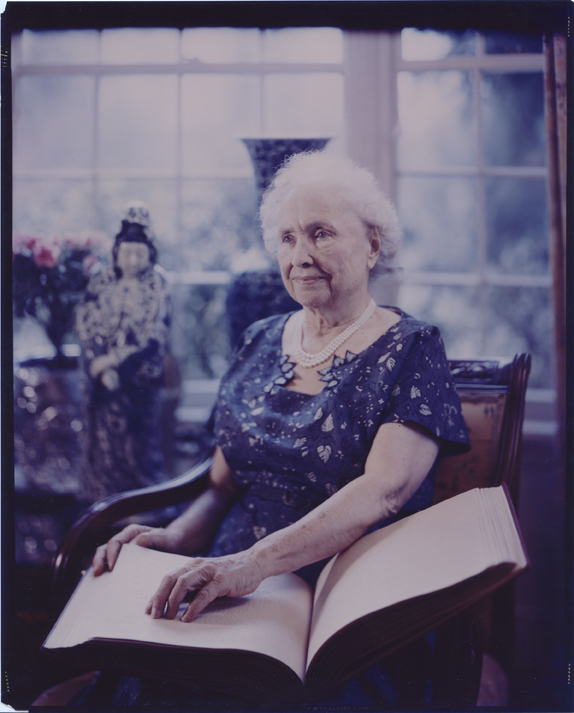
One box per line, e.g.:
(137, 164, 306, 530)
(83, 253, 97, 275)
(12, 233, 43, 254)
(32, 237, 61, 268)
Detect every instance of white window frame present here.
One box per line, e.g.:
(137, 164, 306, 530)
(12, 27, 555, 430)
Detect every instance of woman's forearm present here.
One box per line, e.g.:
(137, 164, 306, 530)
(146, 424, 439, 622)
(248, 475, 385, 579)
(249, 422, 439, 580)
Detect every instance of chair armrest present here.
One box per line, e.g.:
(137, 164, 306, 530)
(50, 455, 213, 607)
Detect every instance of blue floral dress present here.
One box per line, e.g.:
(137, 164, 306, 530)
(208, 308, 469, 584)
(108, 308, 471, 709)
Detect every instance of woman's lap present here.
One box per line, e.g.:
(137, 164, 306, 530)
(72, 635, 433, 710)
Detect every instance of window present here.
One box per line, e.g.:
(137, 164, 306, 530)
(394, 29, 550, 388)
(12, 27, 345, 379)
(12, 26, 551, 390)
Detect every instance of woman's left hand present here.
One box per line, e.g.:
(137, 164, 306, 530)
(146, 551, 263, 622)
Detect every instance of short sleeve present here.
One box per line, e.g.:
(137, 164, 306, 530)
(380, 326, 470, 456)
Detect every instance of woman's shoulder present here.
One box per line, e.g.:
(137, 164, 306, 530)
(358, 308, 451, 383)
(376, 307, 442, 350)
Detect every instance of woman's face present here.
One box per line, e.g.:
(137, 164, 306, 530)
(277, 184, 380, 311)
(116, 241, 151, 278)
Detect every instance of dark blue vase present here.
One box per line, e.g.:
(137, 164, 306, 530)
(241, 138, 331, 198)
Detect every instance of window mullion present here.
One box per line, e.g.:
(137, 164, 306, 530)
(92, 30, 101, 230)
(343, 31, 397, 201)
(474, 60, 489, 355)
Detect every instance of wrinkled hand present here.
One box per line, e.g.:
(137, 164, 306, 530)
(146, 552, 263, 623)
(93, 524, 185, 576)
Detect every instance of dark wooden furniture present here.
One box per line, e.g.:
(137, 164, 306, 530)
(430, 353, 531, 705)
(49, 353, 531, 706)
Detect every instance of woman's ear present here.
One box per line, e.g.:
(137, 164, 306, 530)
(367, 228, 381, 269)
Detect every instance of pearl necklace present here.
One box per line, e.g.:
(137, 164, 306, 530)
(292, 299, 377, 368)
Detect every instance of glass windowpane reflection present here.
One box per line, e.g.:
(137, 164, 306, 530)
(98, 75, 178, 169)
(483, 31, 543, 55)
(485, 177, 549, 275)
(263, 73, 344, 138)
(180, 178, 259, 272)
(101, 28, 179, 64)
(20, 29, 99, 65)
(487, 287, 552, 387)
(170, 284, 230, 380)
(181, 28, 262, 64)
(14, 76, 95, 170)
(14, 179, 95, 235)
(398, 285, 482, 358)
(398, 176, 479, 273)
(481, 73, 546, 167)
(262, 28, 343, 63)
(397, 71, 476, 169)
(401, 29, 477, 60)
(181, 75, 261, 172)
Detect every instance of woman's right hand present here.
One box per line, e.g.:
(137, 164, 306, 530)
(92, 524, 185, 576)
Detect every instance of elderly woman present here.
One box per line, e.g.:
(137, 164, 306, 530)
(86, 152, 469, 708)
(76, 204, 171, 503)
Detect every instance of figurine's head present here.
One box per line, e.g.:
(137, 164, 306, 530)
(112, 202, 158, 277)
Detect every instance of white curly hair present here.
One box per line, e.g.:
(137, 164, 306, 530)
(259, 151, 402, 276)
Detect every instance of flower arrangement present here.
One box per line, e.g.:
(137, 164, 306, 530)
(13, 231, 112, 357)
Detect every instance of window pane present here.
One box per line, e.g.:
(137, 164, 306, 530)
(485, 177, 549, 275)
(170, 284, 230, 380)
(181, 75, 261, 173)
(483, 32, 542, 55)
(263, 28, 343, 63)
(20, 29, 99, 64)
(481, 73, 546, 167)
(14, 76, 95, 170)
(397, 71, 476, 169)
(487, 287, 552, 387)
(401, 29, 477, 60)
(181, 28, 261, 63)
(398, 176, 478, 272)
(13, 179, 95, 234)
(96, 178, 178, 257)
(101, 28, 179, 64)
(398, 285, 482, 358)
(180, 178, 259, 272)
(263, 73, 344, 138)
(98, 75, 178, 169)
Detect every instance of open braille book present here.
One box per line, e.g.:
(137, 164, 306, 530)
(43, 484, 528, 702)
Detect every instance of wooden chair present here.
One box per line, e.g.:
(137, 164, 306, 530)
(430, 353, 531, 705)
(49, 353, 531, 706)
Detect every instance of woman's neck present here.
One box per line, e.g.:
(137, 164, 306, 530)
(300, 294, 374, 342)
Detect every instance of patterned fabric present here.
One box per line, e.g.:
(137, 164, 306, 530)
(209, 307, 470, 584)
(75, 265, 171, 503)
(77, 307, 470, 709)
